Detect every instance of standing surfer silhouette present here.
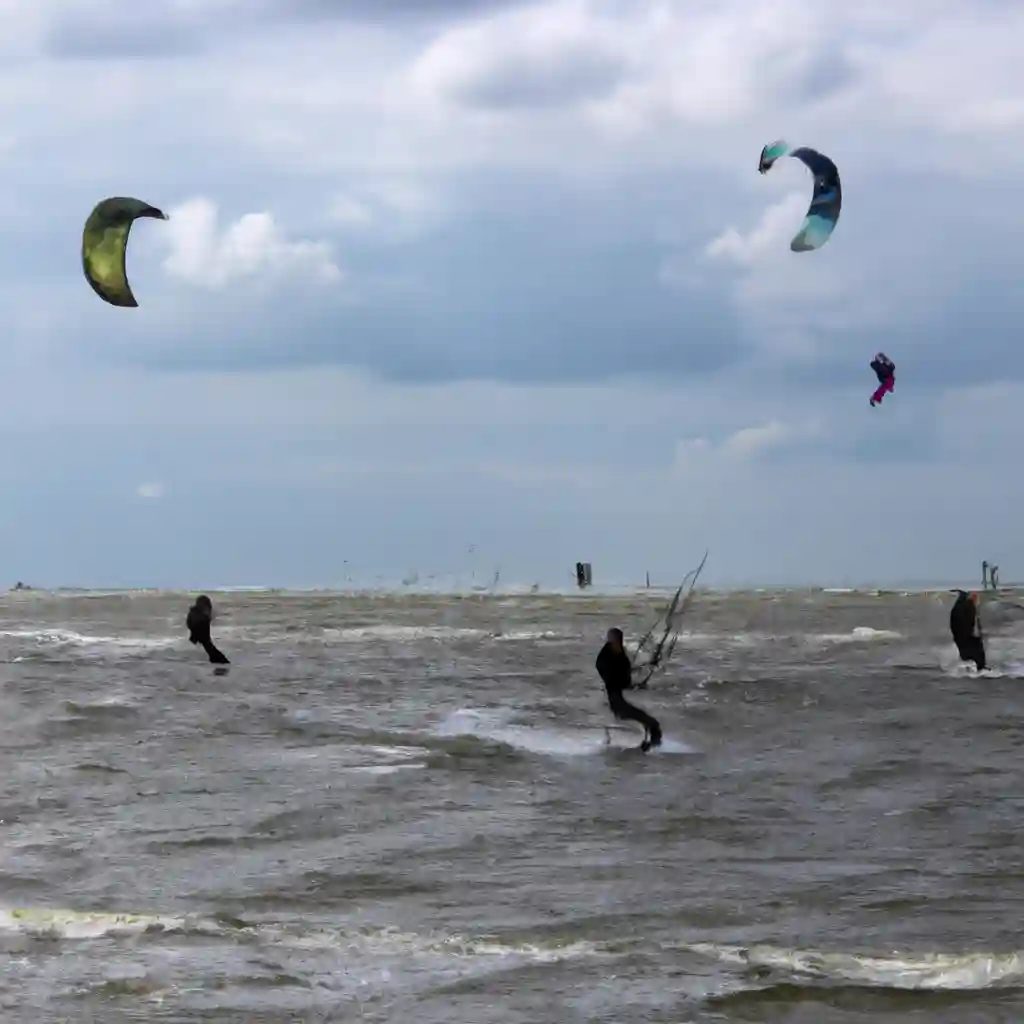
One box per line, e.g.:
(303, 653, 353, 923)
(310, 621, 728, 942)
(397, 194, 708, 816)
(949, 590, 986, 671)
(595, 627, 662, 751)
(186, 595, 229, 665)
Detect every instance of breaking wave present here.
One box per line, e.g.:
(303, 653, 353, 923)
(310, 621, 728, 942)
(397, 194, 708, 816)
(686, 940, 1024, 991)
(433, 708, 695, 757)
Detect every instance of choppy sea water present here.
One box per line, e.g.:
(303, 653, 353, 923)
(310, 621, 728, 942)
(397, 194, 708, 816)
(1, 587, 1023, 1023)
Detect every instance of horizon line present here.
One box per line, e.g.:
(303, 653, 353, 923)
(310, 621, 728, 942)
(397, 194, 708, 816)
(0, 579, 1016, 598)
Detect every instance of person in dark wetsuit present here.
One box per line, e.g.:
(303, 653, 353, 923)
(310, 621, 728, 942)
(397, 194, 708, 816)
(869, 352, 895, 407)
(595, 627, 662, 751)
(186, 595, 229, 664)
(949, 590, 986, 671)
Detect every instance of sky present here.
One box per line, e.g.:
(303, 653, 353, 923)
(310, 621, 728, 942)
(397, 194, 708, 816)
(2, 0, 1023, 590)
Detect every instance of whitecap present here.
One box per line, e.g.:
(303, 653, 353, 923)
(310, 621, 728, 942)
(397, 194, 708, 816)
(686, 941, 1024, 991)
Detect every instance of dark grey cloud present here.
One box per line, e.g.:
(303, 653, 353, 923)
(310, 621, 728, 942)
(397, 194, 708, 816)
(100, 244, 744, 386)
(8, 169, 735, 387)
(42, 0, 527, 61)
(279, 0, 529, 21)
(44, 7, 207, 59)
(445, 49, 627, 110)
(779, 42, 861, 107)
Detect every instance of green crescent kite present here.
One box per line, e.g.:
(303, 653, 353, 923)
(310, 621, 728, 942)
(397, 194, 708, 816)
(82, 197, 168, 307)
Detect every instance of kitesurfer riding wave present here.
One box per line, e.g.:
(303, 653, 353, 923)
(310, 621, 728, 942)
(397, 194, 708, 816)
(869, 352, 895, 407)
(596, 628, 662, 751)
(186, 595, 229, 665)
(949, 590, 986, 671)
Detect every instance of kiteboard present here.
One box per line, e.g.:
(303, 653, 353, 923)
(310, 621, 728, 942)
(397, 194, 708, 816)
(568, 723, 651, 750)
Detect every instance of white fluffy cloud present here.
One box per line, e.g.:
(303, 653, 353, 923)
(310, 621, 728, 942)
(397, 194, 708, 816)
(692, 191, 859, 359)
(161, 198, 342, 289)
(704, 193, 811, 269)
(408, 0, 627, 110)
(398, 0, 1024, 172)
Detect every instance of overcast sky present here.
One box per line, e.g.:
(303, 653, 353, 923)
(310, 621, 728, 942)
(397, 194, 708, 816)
(1, 0, 1022, 589)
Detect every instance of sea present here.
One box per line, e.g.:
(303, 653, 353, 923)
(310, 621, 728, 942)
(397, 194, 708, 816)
(1, 584, 1023, 1023)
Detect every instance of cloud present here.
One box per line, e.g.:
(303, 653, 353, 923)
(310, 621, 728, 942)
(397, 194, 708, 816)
(409, 0, 628, 110)
(704, 193, 811, 269)
(684, 191, 859, 360)
(273, 452, 615, 489)
(327, 179, 444, 242)
(44, 7, 206, 59)
(723, 420, 800, 459)
(135, 481, 165, 500)
(674, 418, 824, 474)
(161, 197, 343, 290)
(1, 0, 1024, 587)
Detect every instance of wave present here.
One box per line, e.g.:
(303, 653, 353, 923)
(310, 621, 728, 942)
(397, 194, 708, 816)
(319, 624, 488, 642)
(490, 629, 568, 641)
(0, 906, 598, 965)
(244, 624, 578, 645)
(0, 628, 177, 651)
(622, 627, 903, 656)
(938, 654, 1024, 680)
(686, 940, 1024, 991)
(810, 626, 902, 644)
(5, 907, 1016, 995)
(432, 708, 695, 757)
(272, 741, 429, 777)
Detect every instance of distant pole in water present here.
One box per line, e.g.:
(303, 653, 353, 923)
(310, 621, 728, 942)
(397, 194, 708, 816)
(575, 562, 593, 589)
(982, 560, 989, 590)
(646, 571, 650, 588)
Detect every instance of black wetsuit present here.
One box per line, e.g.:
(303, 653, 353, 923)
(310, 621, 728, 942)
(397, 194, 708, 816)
(949, 592, 986, 671)
(595, 642, 662, 749)
(871, 355, 895, 383)
(187, 597, 230, 665)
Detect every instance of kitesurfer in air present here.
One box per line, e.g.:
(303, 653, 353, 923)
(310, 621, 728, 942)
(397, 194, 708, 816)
(869, 352, 895, 407)
(596, 628, 662, 751)
(949, 590, 986, 671)
(186, 595, 229, 665)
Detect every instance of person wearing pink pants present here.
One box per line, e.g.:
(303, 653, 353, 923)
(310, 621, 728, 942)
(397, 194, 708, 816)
(869, 353, 895, 407)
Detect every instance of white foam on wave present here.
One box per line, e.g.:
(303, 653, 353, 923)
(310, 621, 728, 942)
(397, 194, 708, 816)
(624, 632, 767, 657)
(319, 625, 488, 643)
(938, 648, 1024, 680)
(0, 908, 191, 939)
(0, 628, 177, 651)
(491, 629, 568, 642)
(686, 941, 1024, 990)
(0, 906, 599, 966)
(434, 708, 695, 757)
(346, 763, 427, 775)
(271, 742, 429, 777)
(808, 627, 903, 646)
(624, 628, 901, 653)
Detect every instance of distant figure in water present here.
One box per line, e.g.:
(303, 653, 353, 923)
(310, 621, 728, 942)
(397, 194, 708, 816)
(596, 627, 662, 751)
(186, 595, 229, 664)
(869, 352, 895, 407)
(949, 590, 986, 671)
